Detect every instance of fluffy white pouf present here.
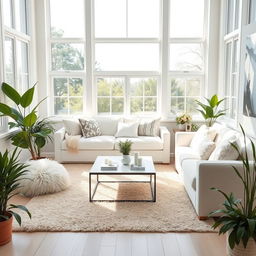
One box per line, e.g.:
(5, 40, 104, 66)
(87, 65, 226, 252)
(18, 159, 71, 197)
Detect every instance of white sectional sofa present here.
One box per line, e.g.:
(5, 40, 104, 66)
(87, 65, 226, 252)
(175, 123, 245, 219)
(54, 117, 170, 163)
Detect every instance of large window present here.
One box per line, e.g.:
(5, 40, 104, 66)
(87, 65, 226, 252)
(1, 0, 31, 131)
(47, 0, 206, 117)
(223, 0, 240, 119)
(49, 0, 85, 115)
(169, 0, 205, 116)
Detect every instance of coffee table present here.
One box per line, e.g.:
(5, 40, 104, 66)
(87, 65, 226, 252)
(89, 156, 156, 202)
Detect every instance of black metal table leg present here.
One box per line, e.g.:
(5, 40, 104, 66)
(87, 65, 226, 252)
(89, 173, 92, 202)
(153, 174, 156, 202)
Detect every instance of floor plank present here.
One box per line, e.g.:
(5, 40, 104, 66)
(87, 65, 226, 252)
(161, 233, 181, 256)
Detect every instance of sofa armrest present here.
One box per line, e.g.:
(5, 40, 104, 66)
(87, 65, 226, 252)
(160, 126, 170, 146)
(54, 127, 66, 149)
(175, 132, 196, 147)
(196, 160, 244, 216)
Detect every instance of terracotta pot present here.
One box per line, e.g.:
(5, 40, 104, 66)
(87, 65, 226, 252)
(0, 213, 13, 246)
(226, 233, 256, 256)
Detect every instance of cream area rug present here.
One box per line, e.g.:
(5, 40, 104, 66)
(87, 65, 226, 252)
(13, 164, 214, 232)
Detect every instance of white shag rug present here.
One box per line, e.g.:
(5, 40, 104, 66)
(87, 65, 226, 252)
(18, 159, 70, 197)
(14, 164, 214, 232)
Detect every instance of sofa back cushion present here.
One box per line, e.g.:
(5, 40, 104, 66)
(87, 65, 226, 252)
(93, 116, 121, 136)
(115, 122, 139, 137)
(79, 118, 102, 138)
(63, 119, 82, 136)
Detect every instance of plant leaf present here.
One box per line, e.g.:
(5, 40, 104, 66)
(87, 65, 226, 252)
(23, 112, 37, 127)
(20, 87, 35, 108)
(2, 82, 21, 105)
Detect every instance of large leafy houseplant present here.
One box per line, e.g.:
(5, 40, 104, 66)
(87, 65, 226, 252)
(210, 125, 256, 254)
(196, 95, 226, 127)
(0, 82, 54, 160)
(0, 148, 31, 245)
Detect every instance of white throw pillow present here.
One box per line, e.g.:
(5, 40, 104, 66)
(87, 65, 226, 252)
(190, 125, 217, 150)
(63, 119, 81, 136)
(115, 122, 139, 138)
(197, 140, 216, 160)
(209, 136, 239, 160)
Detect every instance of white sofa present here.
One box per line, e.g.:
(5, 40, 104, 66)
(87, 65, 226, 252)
(54, 117, 170, 163)
(175, 123, 245, 219)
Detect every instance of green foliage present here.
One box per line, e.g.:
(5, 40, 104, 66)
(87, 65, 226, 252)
(196, 95, 226, 127)
(210, 125, 256, 249)
(118, 140, 133, 155)
(0, 82, 54, 159)
(0, 148, 31, 226)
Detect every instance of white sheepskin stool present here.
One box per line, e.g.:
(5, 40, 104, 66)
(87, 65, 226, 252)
(18, 159, 71, 197)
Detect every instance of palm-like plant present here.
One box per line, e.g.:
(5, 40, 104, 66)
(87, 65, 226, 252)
(196, 95, 226, 127)
(210, 125, 256, 249)
(0, 148, 31, 225)
(0, 82, 54, 160)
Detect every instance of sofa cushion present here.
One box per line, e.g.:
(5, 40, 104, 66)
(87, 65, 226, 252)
(115, 122, 139, 137)
(176, 146, 200, 166)
(138, 118, 161, 136)
(114, 136, 163, 150)
(93, 117, 121, 136)
(79, 118, 101, 138)
(62, 136, 115, 150)
(197, 139, 216, 160)
(63, 119, 82, 136)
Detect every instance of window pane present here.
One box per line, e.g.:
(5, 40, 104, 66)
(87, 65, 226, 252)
(131, 98, 143, 114)
(95, 0, 126, 38)
(3, 0, 13, 28)
(171, 97, 184, 114)
(130, 79, 144, 96)
(225, 43, 231, 104)
(128, 0, 159, 37)
(4, 37, 15, 85)
(69, 78, 83, 96)
(51, 43, 84, 71)
(50, 0, 84, 38)
(95, 43, 159, 71)
(97, 79, 111, 96)
(250, 0, 256, 23)
(187, 79, 201, 96)
(170, 0, 204, 38)
(17, 41, 29, 91)
(145, 98, 157, 112)
(70, 98, 83, 115)
(186, 97, 199, 114)
(227, 0, 234, 34)
(15, 0, 27, 34)
(98, 98, 110, 114)
(54, 78, 68, 96)
(234, 0, 240, 29)
(54, 98, 68, 115)
(170, 78, 185, 96)
(144, 78, 157, 96)
(169, 44, 203, 71)
(112, 98, 124, 114)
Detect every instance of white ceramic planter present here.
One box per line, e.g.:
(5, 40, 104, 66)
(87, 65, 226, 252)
(122, 155, 131, 165)
(177, 124, 185, 131)
(226, 235, 256, 256)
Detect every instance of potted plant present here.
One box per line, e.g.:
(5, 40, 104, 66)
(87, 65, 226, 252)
(0, 148, 31, 246)
(0, 82, 54, 160)
(210, 125, 256, 256)
(196, 95, 226, 127)
(118, 140, 133, 165)
(176, 113, 192, 131)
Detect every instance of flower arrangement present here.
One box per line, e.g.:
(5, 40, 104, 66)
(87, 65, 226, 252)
(176, 114, 192, 125)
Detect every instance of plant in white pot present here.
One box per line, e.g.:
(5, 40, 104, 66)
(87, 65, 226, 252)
(210, 125, 256, 256)
(176, 113, 192, 131)
(196, 94, 226, 127)
(0, 148, 31, 246)
(118, 140, 133, 165)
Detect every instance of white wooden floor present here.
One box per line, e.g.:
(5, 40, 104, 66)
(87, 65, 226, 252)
(0, 232, 226, 256)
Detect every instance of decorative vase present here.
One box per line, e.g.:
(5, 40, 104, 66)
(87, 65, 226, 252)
(122, 155, 131, 165)
(0, 213, 13, 246)
(177, 124, 185, 131)
(226, 233, 256, 256)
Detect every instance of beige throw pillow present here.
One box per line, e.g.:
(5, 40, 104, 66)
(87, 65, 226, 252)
(63, 119, 82, 136)
(197, 140, 216, 160)
(138, 118, 161, 137)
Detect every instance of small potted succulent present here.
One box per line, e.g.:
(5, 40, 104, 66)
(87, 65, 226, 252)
(176, 113, 192, 131)
(118, 140, 133, 165)
(210, 125, 256, 256)
(0, 148, 31, 246)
